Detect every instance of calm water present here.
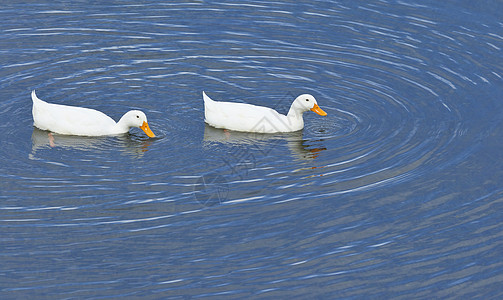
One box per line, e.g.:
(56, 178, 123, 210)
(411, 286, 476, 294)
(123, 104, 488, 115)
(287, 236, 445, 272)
(1, 0, 502, 298)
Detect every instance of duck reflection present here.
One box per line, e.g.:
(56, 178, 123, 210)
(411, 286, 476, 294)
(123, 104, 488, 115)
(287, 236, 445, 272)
(202, 124, 326, 160)
(30, 127, 152, 157)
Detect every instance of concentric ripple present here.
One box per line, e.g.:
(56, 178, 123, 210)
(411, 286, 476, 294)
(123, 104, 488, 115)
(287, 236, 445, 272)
(1, 0, 502, 298)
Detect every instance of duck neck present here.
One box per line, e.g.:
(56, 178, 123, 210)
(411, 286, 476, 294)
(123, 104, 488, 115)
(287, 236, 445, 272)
(286, 105, 305, 131)
(115, 115, 132, 134)
(287, 104, 304, 119)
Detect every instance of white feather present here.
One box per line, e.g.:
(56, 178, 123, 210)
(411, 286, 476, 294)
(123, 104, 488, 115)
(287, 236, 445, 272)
(203, 91, 326, 133)
(31, 90, 155, 137)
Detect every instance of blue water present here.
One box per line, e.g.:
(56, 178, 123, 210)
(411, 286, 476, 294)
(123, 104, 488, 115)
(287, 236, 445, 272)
(1, 0, 502, 298)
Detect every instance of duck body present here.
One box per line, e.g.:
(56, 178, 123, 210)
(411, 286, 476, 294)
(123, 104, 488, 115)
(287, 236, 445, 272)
(31, 90, 155, 137)
(203, 91, 326, 133)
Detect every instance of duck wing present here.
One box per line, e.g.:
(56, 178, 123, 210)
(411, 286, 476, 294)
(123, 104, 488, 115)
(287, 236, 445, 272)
(32, 91, 117, 136)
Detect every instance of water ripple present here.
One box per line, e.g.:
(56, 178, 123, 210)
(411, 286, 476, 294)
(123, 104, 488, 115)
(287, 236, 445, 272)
(1, 0, 502, 298)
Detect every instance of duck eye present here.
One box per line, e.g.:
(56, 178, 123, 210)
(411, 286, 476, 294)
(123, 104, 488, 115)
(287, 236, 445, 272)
(305, 99, 310, 102)
(136, 115, 140, 118)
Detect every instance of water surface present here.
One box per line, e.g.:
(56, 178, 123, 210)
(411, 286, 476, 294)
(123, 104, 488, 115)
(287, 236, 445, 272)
(1, 0, 502, 298)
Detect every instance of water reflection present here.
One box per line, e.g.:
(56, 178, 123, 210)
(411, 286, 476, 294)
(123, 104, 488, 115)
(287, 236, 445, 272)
(202, 124, 326, 161)
(30, 128, 153, 158)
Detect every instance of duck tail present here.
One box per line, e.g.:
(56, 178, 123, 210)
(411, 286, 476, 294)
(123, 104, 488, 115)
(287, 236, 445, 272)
(202, 91, 216, 123)
(31, 90, 41, 103)
(202, 91, 214, 104)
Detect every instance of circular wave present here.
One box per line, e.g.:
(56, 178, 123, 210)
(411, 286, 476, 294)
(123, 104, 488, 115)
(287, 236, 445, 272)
(1, 0, 500, 214)
(1, 1, 502, 298)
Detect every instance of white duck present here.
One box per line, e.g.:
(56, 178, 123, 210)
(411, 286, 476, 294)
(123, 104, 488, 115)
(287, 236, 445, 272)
(203, 91, 327, 133)
(31, 90, 155, 137)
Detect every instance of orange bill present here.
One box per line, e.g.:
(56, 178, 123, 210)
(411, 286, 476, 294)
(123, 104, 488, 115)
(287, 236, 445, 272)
(310, 103, 327, 116)
(140, 121, 156, 138)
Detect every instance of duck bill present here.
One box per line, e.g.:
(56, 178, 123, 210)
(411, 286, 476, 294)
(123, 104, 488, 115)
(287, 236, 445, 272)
(310, 104, 327, 116)
(140, 121, 156, 138)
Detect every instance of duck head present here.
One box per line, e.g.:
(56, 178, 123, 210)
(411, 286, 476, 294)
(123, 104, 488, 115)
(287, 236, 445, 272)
(291, 94, 327, 116)
(120, 110, 156, 137)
